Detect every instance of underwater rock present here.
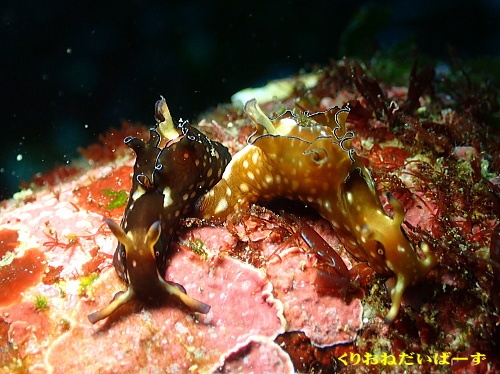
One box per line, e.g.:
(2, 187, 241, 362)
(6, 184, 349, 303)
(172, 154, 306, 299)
(215, 336, 294, 373)
(1, 58, 499, 373)
(45, 249, 285, 373)
(177, 220, 364, 348)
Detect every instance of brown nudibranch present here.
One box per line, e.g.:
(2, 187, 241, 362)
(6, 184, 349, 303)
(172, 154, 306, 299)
(198, 99, 437, 323)
(88, 97, 231, 324)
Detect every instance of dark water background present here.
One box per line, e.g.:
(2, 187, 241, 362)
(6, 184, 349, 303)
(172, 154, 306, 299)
(1, 0, 499, 200)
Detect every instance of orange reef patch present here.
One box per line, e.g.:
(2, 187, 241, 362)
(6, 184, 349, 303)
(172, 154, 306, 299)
(73, 165, 132, 219)
(0, 228, 47, 308)
(0, 228, 18, 254)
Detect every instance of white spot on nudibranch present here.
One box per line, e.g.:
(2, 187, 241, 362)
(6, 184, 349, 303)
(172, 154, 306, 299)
(214, 198, 228, 214)
(324, 200, 332, 212)
(346, 192, 353, 203)
(163, 187, 173, 208)
(251, 151, 259, 164)
(132, 184, 146, 202)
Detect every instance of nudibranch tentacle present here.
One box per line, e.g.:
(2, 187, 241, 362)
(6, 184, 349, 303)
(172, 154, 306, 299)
(88, 97, 231, 324)
(198, 99, 436, 323)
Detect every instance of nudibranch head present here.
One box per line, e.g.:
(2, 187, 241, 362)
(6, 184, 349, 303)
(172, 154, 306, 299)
(198, 99, 436, 323)
(88, 97, 230, 324)
(341, 168, 437, 322)
(88, 218, 210, 324)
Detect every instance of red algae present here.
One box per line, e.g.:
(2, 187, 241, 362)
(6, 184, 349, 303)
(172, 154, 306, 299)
(366, 144, 411, 172)
(28, 165, 82, 190)
(78, 121, 149, 163)
(0, 228, 18, 254)
(0, 229, 47, 308)
(73, 165, 132, 219)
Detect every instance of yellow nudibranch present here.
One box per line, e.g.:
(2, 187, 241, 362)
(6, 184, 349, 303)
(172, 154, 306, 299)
(198, 99, 437, 323)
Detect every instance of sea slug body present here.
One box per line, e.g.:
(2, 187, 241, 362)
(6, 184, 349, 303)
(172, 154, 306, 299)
(198, 99, 436, 323)
(88, 97, 231, 323)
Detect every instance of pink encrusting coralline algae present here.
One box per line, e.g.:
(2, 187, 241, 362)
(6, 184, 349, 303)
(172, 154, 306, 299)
(0, 158, 292, 373)
(1, 58, 500, 373)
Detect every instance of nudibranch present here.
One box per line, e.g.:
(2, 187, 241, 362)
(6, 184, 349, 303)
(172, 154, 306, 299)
(88, 97, 231, 323)
(198, 99, 437, 323)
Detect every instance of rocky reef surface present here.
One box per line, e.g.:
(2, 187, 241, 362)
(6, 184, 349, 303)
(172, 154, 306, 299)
(1, 58, 499, 373)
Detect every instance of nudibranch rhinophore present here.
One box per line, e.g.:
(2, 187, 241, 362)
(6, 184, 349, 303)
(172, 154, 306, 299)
(88, 97, 231, 324)
(198, 99, 437, 323)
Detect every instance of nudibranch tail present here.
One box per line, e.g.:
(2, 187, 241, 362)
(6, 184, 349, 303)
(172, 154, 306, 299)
(111, 218, 210, 315)
(383, 241, 436, 323)
(155, 95, 180, 145)
(342, 168, 437, 322)
(198, 99, 436, 323)
(383, 276, 405, 324)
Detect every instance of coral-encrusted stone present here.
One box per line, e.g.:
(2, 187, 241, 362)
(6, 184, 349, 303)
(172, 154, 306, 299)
(267, 250, 363, 347)
(177, 221, 364, 348)
(217, 336, 294, 373)
(46, 246, 285, 373)
(2, 59, 499, 372)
